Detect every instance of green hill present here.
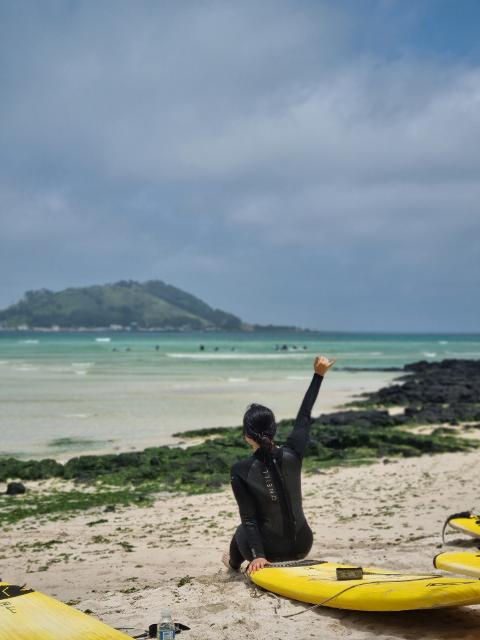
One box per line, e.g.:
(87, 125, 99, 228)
(0, 280, 247, 330)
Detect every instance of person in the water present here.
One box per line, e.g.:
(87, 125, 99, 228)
(223, 355, 335, 574)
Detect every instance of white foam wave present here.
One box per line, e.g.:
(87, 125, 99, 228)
(422, 352, 437, 358)
(446, 351, 480, 357)
(228, 377, 249, 382)
(63, 413, 90, 419)
(322, 351, 383, 357)
(13, 365, 39, 372)
(95, 337, 111, 342)
(19, 339, 39, 344)
(286, 375, 311, 381)
(166, 352, 310, 360)
(438, 341, 448, 345)
(72, 362, 94, 368)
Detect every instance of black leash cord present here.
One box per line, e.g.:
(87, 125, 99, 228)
(282, 574, 445, 619)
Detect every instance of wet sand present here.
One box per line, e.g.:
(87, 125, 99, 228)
(0, 367, 398, 459)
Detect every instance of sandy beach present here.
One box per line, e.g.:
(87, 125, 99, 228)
(3, 449, 480, 640)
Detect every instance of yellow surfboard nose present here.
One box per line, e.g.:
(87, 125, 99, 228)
(0, 583, 131, 640)
(434, 552, 480, 579)
(448, 515, 480, 539)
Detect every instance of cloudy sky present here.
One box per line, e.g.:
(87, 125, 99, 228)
(1, 1, 479, 331)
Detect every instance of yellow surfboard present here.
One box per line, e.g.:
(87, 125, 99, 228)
(0, 583, 131, 640)
(447, 515, 480, 539)
(250, 560, 480, 611)
(434, 552, 480, 579)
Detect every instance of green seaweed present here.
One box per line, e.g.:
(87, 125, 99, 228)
(0, 424, 475, 526)
(0, 488, 152, 525)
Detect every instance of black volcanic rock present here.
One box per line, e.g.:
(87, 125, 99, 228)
(6, 481, 26, 495)
(315, 409, 400, 429)
(359, 359, 480, 409)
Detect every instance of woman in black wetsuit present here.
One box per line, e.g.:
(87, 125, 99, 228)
(223, 355, 335, 574)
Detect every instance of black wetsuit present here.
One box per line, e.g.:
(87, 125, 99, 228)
(229, 373, 323, 569)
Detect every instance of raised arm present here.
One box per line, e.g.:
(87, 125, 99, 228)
(231, 467, 265, 560)
(286, 355, 335, 458)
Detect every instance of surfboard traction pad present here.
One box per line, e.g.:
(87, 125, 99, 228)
(0, 583, 132, 640)
(267, 559, 326, 568)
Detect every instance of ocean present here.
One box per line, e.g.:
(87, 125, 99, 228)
(1, 331, 479, 460)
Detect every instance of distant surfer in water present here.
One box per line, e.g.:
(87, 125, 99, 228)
(223, 355, 335, 574)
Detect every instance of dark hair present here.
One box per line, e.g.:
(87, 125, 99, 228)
(243, 403, 277, 454)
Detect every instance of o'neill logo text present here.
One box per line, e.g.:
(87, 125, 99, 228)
(262, 469, 278, 502)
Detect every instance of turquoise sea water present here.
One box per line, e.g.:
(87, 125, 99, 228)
(1, 331, 479, 459)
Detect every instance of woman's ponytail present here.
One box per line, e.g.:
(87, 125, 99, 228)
(259, 434, 274, 455)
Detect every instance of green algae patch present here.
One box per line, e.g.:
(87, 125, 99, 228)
(0, 487, 153, 525)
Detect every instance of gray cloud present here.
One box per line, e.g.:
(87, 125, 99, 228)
(0, 1, 479, 331)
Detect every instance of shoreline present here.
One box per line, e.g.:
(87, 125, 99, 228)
(0, 369, 399, 461)
(2, 332, 480, 460)
(2, 327, 480, 335)
(1, 359, 479, 525)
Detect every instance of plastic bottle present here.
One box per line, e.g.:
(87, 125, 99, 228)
(157, 609, 175, 640)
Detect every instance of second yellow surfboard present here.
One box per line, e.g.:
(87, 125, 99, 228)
(447, 515, 480, 539)
(434, 552, 480, 579)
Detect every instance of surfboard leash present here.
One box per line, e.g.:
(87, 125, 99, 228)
(281, 575, 447, 619)
(441, 510, 472, 544)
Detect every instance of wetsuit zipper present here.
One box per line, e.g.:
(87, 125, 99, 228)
(270, 454, 297, 543)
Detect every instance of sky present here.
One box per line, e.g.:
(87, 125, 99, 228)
(1, 0, 479, 332)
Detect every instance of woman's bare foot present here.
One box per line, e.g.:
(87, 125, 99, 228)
(222, 550, 239, 572)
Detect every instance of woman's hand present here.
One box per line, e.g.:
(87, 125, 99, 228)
(247, 557, 269, 575)
(314, 355, 336, 376)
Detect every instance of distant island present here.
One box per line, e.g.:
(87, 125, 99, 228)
(0, 280, 305, 332)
